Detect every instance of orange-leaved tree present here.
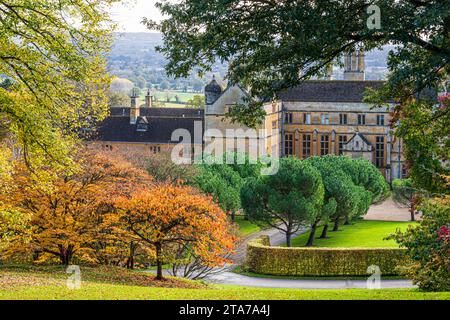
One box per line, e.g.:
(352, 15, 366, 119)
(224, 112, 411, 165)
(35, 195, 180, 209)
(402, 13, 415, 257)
(0, 149, 152, 265)
(116, 183, 236, 280)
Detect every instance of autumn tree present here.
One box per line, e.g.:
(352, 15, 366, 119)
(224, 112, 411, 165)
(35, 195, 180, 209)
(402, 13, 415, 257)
(241, 157, 324, 247)
(0, 149, 152, 265)
(116, 184, 235, 280)
(0, 0, 118, 171)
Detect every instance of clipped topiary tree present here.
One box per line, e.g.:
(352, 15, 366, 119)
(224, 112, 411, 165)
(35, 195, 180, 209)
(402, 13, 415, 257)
(241, 157, 324, 247)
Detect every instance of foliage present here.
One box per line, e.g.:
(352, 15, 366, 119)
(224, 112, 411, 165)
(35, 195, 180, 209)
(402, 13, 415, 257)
(394, 96, 450, 194)
(306, 156, 385, 238)
(391, 196, 450, 291)
(186, 95, 206, 109)
(0, 149, 152, 266)
(192, 153, 262, 220)
(115, 184, 235, 280)
(246, 236, 406, 277)
(0, 0, 118, 169)
(241, 157, 324, 247)
(392, 179, 427, 221)
(148, 0, 449, 125)
(109, 91, 130, 107)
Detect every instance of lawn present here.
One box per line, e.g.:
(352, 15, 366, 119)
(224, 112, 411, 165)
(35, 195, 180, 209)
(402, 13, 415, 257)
(234, 216, 261, 237)
(0, 265, 448, 300)
(291, 220, 415, 248)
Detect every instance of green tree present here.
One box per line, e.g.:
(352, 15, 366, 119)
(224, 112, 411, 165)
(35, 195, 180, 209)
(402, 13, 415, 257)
(390, 196, 450, 292)
(147, 0, 449, 126)
(0, 0, 118, 169)
(193, 162, 242, 221)
(241, 157, 324, 247)
(186, 95, 206, 109)
(392, 179, 427, 222)
(109, 92, 130, 107)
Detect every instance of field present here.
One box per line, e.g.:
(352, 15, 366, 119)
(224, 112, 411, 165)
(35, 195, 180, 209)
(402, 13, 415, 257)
(0, 265, 448, 300)
(138, 90, 200, 106)
(291, 220, 415, 248)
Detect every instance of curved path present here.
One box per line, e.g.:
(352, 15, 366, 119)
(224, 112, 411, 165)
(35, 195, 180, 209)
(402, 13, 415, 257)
(205, 271, 414, 289)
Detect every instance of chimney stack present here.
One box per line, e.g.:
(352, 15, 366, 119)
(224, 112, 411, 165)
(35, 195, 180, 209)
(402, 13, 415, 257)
(130, 88, 140, 124)
(145, 89, 153, 108)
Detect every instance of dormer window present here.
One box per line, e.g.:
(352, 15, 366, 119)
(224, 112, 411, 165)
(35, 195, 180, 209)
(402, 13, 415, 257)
(136, 117, 149, 132)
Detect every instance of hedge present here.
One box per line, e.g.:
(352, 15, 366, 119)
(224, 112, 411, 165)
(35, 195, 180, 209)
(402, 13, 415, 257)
(246, 236, 406, 276)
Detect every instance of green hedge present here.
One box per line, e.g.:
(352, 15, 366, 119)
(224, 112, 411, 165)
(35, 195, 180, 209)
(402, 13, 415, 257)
(246, 236, 406, 276)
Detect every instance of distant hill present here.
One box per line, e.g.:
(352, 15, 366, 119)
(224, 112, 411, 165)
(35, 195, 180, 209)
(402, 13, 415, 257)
(107, 32, 392, 87)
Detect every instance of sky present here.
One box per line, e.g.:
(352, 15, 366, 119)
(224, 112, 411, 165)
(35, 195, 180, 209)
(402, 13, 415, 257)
(110, 0, 163, 32)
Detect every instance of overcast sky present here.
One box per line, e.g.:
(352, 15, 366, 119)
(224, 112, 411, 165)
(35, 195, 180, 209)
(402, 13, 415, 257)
(110, 0, 163, 32)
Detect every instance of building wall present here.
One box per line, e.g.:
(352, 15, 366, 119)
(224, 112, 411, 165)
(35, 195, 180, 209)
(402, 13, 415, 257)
(278, 101, 405, 181)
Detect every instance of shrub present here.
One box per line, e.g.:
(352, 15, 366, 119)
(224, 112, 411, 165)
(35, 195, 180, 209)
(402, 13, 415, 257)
(391, 196, 450, 291)
(246, 236, 406, 276)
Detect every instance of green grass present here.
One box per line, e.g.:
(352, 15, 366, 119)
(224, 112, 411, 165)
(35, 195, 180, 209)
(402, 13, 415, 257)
(234, 216, 261, 237)
(0, 265, 448, 300)
(291, 220, 415, 248)
(2, 283, 450, 300)
(138, 90, 199, 106)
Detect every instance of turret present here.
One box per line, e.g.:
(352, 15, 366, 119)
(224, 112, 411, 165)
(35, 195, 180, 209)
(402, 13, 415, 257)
(205, 75, 222, 105)
(145, 89, 153, 108)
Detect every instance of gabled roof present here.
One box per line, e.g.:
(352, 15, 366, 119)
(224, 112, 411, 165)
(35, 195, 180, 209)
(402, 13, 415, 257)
(93, 107, 204, 144)
(277, 80, 391, 103)
(343, 132, 373, 151)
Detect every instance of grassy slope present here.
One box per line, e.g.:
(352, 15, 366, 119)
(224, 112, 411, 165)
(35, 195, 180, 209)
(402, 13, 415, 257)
(234, 216, 261, 237)
(291, 220, 415, 248)
(1, 265, 448, 300)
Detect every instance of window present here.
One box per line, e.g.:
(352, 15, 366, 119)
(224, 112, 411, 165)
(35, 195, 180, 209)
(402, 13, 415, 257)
(339, 114, 348, 125)
(320, 135, 329, 156)
(357, 114, 366, 125)
(375, 136, 385, 168)
(303, 113, 311, 124)
(302, 134, 311, 158)
(284, 112, 293, 124)
(284, 134, 294, 155)
(377, 114, 385, 126)
(272, 120, 278, 130)
(338, 135, 348, 155)
(321, 114, 329, 125)
(150, 146, 161, 154)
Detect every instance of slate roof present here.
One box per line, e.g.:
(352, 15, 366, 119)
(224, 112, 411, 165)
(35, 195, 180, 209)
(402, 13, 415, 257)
(277, 80, 389, 103)
(94, 108, 203, 144)
(109, 107, 204, 118)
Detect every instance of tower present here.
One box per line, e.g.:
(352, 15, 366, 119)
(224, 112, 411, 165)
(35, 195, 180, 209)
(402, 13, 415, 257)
(204, 75, 223, 105)
(344, 50, 365, 81)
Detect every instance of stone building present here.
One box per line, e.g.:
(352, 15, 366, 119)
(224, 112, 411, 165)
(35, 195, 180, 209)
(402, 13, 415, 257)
(204, 52, 405, 181)
(93, 90, 204, 158)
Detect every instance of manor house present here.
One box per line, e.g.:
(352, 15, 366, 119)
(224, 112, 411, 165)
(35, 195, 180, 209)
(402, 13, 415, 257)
(94, 51, 406, 182)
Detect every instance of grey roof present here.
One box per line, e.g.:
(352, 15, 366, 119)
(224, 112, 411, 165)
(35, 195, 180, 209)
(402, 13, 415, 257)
(277, 80, 390, 103)
(205, 78, 222, 94)
(109, 107, 204, 118)
(93, 108, 203, 144)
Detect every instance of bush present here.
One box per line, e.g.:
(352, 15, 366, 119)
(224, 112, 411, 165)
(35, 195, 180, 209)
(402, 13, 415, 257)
(391, 196, 450, 291)
(246, 236, 406, 276)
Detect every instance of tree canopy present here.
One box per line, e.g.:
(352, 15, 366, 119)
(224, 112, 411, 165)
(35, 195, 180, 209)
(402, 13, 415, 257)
(147, 0, 449, 125)
(0, 0, 118, 170)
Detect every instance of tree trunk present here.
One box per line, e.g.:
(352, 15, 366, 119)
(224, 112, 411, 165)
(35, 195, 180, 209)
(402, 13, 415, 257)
(285, 231, 292, 247)
(126, 242, 136, 269)
(333, 217, 340, 231)
(320, 224, 329, 239)
(306, 223, 317, 247)
(155, 243, 164, 280)
(344, 216, 350, 225)
(231, 211, 235, 222)
(410, 206, 415, 222)
(59, 245, 74, 266)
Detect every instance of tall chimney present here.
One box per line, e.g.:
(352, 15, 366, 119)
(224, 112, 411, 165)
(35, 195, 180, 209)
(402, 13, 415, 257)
(344, 50, 365, 81)
(130, 89, 140, 124)
(145, 89, 153, 108)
